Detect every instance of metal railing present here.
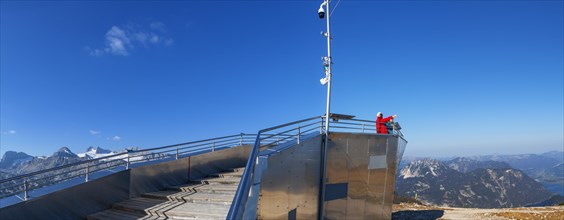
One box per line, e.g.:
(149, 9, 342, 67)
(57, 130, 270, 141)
(0, 133, 256, 201)
(332, 118, 404, 137)
(227, 115, 393, 219)
(227, 116, 323, 219)
(1, 115, 401, 209)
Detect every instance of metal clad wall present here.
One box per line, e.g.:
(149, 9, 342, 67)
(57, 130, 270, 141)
(257, 135, 322, 220)
(0, 171, 130, 220)
(324, 133, 403, 220)
(397, 138, 408, 168)
(189, 145, 251, 180)
(365, 135, 389, 219)
(303, 150, 321, 218)
(129, 157, 190, 198)
(288, 149, 306, 219)
(383, 137, 399, 219)
(324, 133, 348, 219)
(258, 151, 289, 219)
(129, 144, 251, 198)
(346, 135, 368, 220)
(365, 168, 386, 219)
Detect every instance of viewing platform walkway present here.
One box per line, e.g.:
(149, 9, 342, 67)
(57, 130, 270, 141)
(0, 115, 407, 220)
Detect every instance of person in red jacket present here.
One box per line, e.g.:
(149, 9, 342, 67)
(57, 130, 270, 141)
(376, 112, 397, 134)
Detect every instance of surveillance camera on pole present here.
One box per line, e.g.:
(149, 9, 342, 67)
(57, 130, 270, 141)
(318, 3, 326, 19)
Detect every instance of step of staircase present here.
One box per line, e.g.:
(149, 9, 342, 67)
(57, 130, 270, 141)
(87, 209, 147, 220)
(168, 182, 239, 194)
(209, 170, 244, 178)
(227, 167, 245, 173)
(112, 197, 231, 218)
(87, 167, 244, 220)
(194, 176, 242, 185)
(142, 190, 234, 204)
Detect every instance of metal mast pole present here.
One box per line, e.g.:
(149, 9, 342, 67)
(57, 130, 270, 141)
(319, 1, 332, 219)
(324, 0, 332, 138)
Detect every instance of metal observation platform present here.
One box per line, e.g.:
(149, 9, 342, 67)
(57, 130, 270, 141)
(0, 115, 407, 220)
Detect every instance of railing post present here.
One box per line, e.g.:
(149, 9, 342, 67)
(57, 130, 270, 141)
(320, 118, 324, 134)
(85, 163, 90, 182)
(297, 126, 301, 144)
(212, 142, 215, 152)
(176, 147, 179, 160)
(126, 154, 130, 170)
(362, 124, 365, 133)
(23, 178, 28, 201)
(240, 133, 243, 146)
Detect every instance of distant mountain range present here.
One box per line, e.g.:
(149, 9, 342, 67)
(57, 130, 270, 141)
(468, 151, 563, 175)
(0, 146, 171, 207)
(396, 158, 554, 208)
(0, 147, 117, 198)
(466, 151, 564, 195)
(399, 151, 564, 196)
(0, 147, 118, 177)
(395, 151, 564, 208)
(445, 157, 512, 173)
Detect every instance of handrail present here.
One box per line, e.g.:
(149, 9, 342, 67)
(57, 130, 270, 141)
(0, 134, 244, 184)
(227, 115, 401, 219)
(227, 116, 322, 219)
(0, 133, 255, 201)
(135, 134, 244, 153)
(347, 118, 376, 123)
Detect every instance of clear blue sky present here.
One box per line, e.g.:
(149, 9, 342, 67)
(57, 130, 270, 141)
(1, 1, 562, 157)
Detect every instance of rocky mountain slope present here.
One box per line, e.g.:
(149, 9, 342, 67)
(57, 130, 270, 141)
(396, 158, 553, 208)
(0, 151, 33, 169)
(445, 157, 511, 173)
(399, 151, 564, 196)
(470, 151, 564, 195)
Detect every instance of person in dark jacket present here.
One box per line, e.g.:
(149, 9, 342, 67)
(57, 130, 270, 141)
(376, 112, 396, 134)
(386, 118, 395, 134)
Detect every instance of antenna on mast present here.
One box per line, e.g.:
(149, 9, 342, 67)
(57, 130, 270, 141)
(318, 0, 332, 136)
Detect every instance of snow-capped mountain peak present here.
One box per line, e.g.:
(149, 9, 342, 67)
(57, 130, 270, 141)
(52, 147, 78, 158)
(77, 147, 115, 159)
(59, 147, 72, 154)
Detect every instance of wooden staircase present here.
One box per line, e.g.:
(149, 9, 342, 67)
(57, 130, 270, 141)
(88, 168, 244, 220)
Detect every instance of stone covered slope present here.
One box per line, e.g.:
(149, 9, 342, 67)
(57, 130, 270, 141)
(393, 202, 564, 220)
